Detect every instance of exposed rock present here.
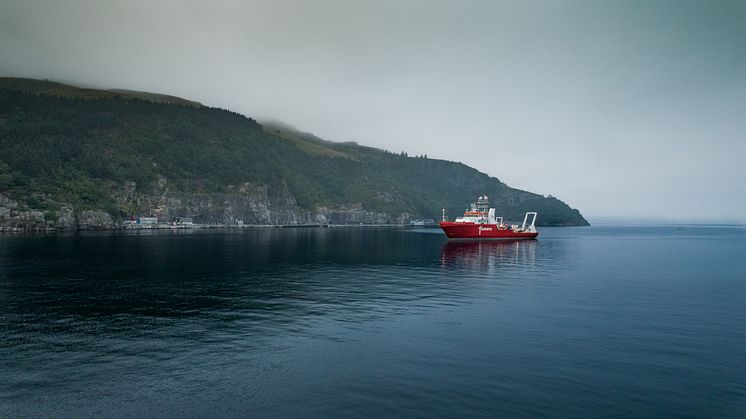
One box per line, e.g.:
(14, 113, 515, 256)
(313, 203, 414, 225)
(107, 179, 416, 227)
(0, 194, 19, 208)
(78, 210, 114, 230)
(3, 180, 414, 231)
(0, 203, 46, 232)
(316, 204, 387, 224)
(56, 205, 76, 230)
(16, 209, 44, 222)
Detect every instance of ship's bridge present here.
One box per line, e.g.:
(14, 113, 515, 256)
(454, 195, 498, 224)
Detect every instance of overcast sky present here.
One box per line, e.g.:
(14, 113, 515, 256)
(1, 0, 744, 222)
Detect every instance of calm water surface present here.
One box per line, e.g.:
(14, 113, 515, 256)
(1, 226, 745, 417)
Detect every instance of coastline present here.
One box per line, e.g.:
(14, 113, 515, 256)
(0, 223, 416, 234)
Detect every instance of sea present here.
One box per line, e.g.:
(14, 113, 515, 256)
(1, 225, 745, 418)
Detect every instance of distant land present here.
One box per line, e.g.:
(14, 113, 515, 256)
(0, 77, 589, 231)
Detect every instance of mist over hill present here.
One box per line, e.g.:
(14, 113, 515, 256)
(0, 77, 588, 230)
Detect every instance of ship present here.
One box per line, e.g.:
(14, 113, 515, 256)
(439, 195, 538, 240)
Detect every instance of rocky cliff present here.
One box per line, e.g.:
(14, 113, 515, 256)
(0, 184, 408, 232)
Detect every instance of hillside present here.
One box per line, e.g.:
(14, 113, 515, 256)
(0, 77, 589, 230)
(0, 77, 202, 107)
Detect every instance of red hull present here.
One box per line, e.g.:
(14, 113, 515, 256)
(439, 222, 538, 240)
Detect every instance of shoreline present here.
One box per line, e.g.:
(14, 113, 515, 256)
(0, 223, 417, 234)
(0, 222, 603, 235)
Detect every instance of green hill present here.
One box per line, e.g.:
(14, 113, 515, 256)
(0, 77, 589, 230)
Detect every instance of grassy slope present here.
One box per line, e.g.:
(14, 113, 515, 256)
(0, 78, 589, 225)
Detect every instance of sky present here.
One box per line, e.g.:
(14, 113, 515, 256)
(1, 0, 744, 222)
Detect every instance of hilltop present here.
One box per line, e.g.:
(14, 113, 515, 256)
(0, 77, 589, 230)
(0, 77, 202, 107)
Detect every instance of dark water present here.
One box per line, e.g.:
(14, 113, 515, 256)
(1, 226, 745, 418)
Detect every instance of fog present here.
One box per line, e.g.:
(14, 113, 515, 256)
(1, 0, 744, 222)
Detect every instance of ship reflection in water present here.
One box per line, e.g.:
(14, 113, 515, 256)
(440, 239, 537, 270)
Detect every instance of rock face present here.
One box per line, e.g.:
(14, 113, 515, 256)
(0, 194, 115, 232)
(2, 174, 576, 231)
(108, 180, 413, 227)
(4, 181, 414, 231)
(0, 191, 409, 231)
(0, 194, 47, 232)
(0, 194, 18, 209)
(315, 203, 411, 225)
(55, 205, 76, 230)
(78, 210, 114, 230)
